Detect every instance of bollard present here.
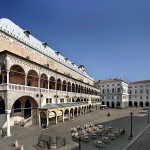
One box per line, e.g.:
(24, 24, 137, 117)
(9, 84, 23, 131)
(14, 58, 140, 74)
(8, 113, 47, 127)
(20, 145, 24, 150)
(15, 140, 19, 148)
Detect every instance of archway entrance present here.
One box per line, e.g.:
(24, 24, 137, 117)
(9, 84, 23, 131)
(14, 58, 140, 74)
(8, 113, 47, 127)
(117, 101, 120, 108)
(129, 101, 132, 107)
(0, 99, 5, 114)
(139, 101, 143, 107)
(134, 101, 138, 107)
(111, 101, 115, 108)
(145, 101, 149, 107)
(102, 101, 105, 105)
(24, 99, 31, 118)
(106, 101, 110, 108)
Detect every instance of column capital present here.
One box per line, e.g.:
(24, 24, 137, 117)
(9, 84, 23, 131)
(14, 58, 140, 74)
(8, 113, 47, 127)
(5, 110, 11, 114)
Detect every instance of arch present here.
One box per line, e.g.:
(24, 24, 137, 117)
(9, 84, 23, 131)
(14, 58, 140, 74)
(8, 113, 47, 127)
(40, 73, 48, 89)
(9, 65, 25, 85)
(70, 108, 74, 118)
(13, 100, 21, 113)
(134, 101, 138, 107)
(74, 107, 78, 117)
(0, 99, 5, 114)
(24, 99, 31, 118)
(62, 80, 67, 91)
(78, 85, 81, 93)
(116, 101, 120, 108)
(145, 101, 149, 107)
(64, 109, 69, 119)
(40, 111, 47, 125)
(106, 101, 110, 108)
(72, 98, 75, 102)
(84, 98, 86, 102)
(68, 82, 71, 92)
(76, 98, 80, 102)
(129, 101, 133, 107)
(102, 101, 105, 105)
(49, 76, 55, 90)
(139, 101, 143, 107)
(111, 101, 115, 108)
(57, 110, 63, 122)
(27, 70, 38, 87)
(57, 78, 62, 91)
(72, 83, 75, 92)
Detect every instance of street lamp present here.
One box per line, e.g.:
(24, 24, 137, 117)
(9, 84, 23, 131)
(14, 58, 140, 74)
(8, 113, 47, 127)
(129, 112, 133, 139)
(147, 109, 149, 124)
(78, 127, 82, 150)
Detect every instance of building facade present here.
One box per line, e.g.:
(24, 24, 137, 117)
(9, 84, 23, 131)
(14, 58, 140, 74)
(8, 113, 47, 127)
(94, 78, 129, 108)
(0, 18, 100, 136)
(129, 80, 150, 108)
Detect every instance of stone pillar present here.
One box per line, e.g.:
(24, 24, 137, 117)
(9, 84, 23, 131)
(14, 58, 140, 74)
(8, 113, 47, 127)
(62, 113, 64, 122)
(5, 110, 11, 137)
(38, 112, 41, 127)
(48, 80, 49, 90)
(6, 70, 9, 84)
(68, 111, 70, 120)
(25, 74, 27, 91)
(76, 109, 78, 117)
(56, 115, 58, 125)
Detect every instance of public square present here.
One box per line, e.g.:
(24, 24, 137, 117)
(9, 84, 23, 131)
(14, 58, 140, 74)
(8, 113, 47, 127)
(0, 107, 149, 150)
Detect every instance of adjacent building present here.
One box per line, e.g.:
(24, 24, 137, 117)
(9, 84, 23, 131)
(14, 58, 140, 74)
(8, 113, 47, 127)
(129, 80, 150, 108)
(94, 78, 129, 108)
(0, 18, 100, 136)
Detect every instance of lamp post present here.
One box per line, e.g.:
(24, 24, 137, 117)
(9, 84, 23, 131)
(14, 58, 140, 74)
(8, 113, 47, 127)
(147, 109, 149, 124)
(129, 112, 133, 139)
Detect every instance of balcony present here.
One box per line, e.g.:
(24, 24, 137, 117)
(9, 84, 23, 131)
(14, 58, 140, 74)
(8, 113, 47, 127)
(0, 83, 99, 98)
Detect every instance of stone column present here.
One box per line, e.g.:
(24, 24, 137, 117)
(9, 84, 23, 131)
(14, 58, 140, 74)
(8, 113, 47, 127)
(62, 113, 64, 122)
(6, 70, 9, 84)
(38, 112, 41, 127)
(5, 110, 11, 137)
(48, 80, 49, 90)
(55, 115, 58, 125)
(25, 74, 27, 91)
(68, 111, 70, 120)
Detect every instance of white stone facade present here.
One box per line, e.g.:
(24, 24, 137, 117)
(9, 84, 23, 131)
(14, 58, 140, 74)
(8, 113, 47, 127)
(129, 80, 150, 107)
(95, 78, 129, 108)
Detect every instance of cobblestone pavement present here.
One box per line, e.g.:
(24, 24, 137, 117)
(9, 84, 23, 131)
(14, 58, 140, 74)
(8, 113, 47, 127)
(0, 108, 148, 150)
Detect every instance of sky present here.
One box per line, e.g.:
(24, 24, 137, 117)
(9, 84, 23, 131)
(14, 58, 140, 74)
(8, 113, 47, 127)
(0, 0, 150, 82)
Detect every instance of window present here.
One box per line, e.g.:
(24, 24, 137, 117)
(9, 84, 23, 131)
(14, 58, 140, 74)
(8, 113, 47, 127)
(117, 96, 119, 100)
(140, 86, 143, 88)
(146, 89, 149, 94)
(135, 86, 137, 88)
(140, 90, 143, 94)
(60, 99, 64, 103)
(135, 90, 137, 94)
(140, 96, 142, 100)
(46, 98, 52, 104)
(107, 89, 109, 93)
(146, 85, 149, 87)
(112, 88, 114, 93)
(146, 96, 149, 100)
(112, 96, 114, 99)
(103, 89, 105, 93)
(112, 84, 114, 86)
